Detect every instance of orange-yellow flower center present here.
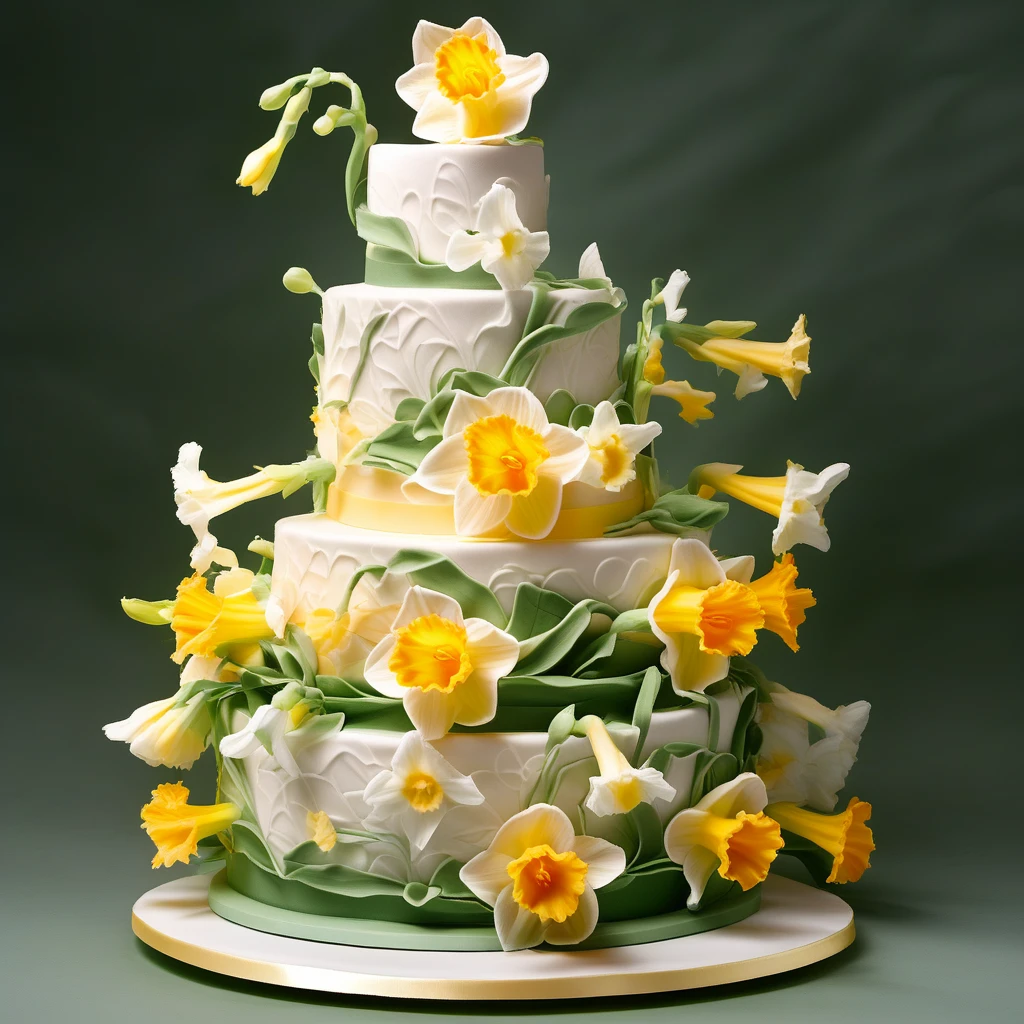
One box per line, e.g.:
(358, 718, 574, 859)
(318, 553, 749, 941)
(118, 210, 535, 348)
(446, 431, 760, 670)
(434, 32, 505, 102)
(464, 414, 550, 497)
(507, 843, 589, 923)
(592, 434, 631, 487)
(698, 810, 783, 890)
(401, 771, 445, 813)
(388, 614, 472, 693)
(653, 579, 764, 656)
(748, 553, 815, 652)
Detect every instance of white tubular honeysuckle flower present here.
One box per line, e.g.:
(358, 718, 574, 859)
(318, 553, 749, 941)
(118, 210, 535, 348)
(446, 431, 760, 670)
(362, 732, 484, 850)
(459, 803, 626, 951)
(657, 269, 690, 322)
(218, 682, 321, 776)
(574, 401, 661, 492)
(445, 183, 550, 290)
(581, 716, 675, 816)
(756, 686, 871, 812)
(407, 387, 589, 540)
(664, 773, 784, 909)
(362, 586, 520, 740)
(396, 18, 549, 144)
(695, 461, 850, 555)
(187, 530, 239, 574)
(648, 539, 764, 694)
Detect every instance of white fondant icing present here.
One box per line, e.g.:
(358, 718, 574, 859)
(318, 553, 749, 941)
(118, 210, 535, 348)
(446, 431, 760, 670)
(241, 692, 745, 873)
(320, 284, 533, 435)
(527, 287, 623, 406)
(367, 144, 548, 263)
(270, 513, 678, 624)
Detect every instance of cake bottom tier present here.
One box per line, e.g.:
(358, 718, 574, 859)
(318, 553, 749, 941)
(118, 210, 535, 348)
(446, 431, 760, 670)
(209, 865, 762, 952)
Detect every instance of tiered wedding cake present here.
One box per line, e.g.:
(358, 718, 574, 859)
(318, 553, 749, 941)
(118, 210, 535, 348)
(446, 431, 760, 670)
(107, 17, 873, 953)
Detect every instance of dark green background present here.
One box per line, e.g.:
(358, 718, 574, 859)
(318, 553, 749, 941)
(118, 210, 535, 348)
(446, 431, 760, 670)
(4, 0, 1022, 1020)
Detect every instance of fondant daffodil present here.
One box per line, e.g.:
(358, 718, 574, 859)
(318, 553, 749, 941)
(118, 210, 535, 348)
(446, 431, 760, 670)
(747, 554, 816, 652)
(664, 773, 783, 908)
(648, 539, 764, 693)
(363, 731, 485, 849)
(363, 586, 519, 740)
(236, 86, 311, 194)
(767, 798, 874, 883)
(757, 687, 870, 811)
(460, 803, 626, 951)
(141, 782, 239, 869)
(396, 18, 549, 143)
(574, 402, 661, 492)
(694, 461, 850, 556)
(577, 243, 626, 304)
(408, 387, 589, 540)
(102, 655, 224, 769)
(445, 183, 550, 290)
(582, 717, 675, 816)
(307, 810, 337, 852)
(680, 315, 811, 399)
(170, 568, 273, 665)
(642, 337, 715, 425)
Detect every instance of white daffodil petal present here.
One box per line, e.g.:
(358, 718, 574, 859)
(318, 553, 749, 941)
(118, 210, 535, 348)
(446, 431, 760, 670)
(683, 845, 720, 909)
(391, 586, 465, 632)
(404, 687, 458, 741)
(578, 242, 607, 281)
(460, 16, 506, 57)
(506, 473, 562, 540)
(719, 555, 755, 584)
(410, 20, 457, 64)
(444, 390, 503, 437)
(490, 803, 576, 860)
(460, 849, 517, 907)
(411, 89, 463, 144)
(698, 772, 769, 818)
(485, 386, 550, 434)
(394, 62, 438, 108)
(542, 423, 591, 480)
(362, 637, 406, 698)
(445, 231, 492, 273)
(571, 836, 628, 889)
(667, 538, 728, 590)
(543, 884, 599, 946)
(493, 884, 547, 951)
(476, 182, 523, 237)
(498, 51, 549, 91)
(454, 480, 511, 536)
(450, 673, 498, 729)
(464, 618, 520, 678)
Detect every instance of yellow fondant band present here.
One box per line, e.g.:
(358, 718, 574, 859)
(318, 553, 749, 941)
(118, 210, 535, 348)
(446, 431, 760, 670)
(326, 474, 645, 540)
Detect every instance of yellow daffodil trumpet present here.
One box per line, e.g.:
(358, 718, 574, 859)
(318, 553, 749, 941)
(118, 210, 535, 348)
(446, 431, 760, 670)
(767, 797, 874, 883)
(748, 554, 816, 652)
(141, 782, 239, 869)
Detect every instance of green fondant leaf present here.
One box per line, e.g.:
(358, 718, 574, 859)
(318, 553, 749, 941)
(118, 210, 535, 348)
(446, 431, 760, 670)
(630, 666, 662, 766)
(387, 549, 507, 627)
(412, 370, 506, 440)
(626, 802, 667, 869)
(228, 819, 280, 876)
(402, 881, 442, 907)
(730, 687, 760, 764)
(501, 298, 626, 387)
(777, 832, 835, 887)
(394, 396, 426, 422)
(570, 633, 662, 679)
(568, 403, 596, 430)
(605, 489, 730, 537)
(704, 319, 757, 339)
(512, 598, 614, 677)
(428, 858, 482, 901)
(283, 840, 412, 899)
(361, 422, 439, 475)
(506, 584, 574, 641)
(545, 704, 578, 754)
(544, 388, 577, 426)
(354, 206, 418, 259)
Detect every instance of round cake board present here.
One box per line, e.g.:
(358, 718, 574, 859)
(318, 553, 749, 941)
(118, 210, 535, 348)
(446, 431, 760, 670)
(132, 873, 854, 1001)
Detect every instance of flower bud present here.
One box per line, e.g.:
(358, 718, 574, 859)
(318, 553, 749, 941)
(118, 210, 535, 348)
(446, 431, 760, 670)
(282, 266, 319, 294)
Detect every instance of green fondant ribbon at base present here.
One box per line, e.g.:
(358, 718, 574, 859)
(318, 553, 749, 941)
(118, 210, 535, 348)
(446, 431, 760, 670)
(364, 244, 500, 290)
(212, 859, 761, 953)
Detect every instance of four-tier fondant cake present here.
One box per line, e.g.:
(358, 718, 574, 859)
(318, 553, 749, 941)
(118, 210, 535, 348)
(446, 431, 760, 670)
(106, 16, 874, 954)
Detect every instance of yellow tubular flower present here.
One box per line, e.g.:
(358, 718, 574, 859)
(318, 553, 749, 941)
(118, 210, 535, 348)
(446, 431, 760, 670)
(170, 574, 274, 665)
(141, 782, 239, 869)
(747, 554, 816, 652)
(680, 315, 811, 399)
(652, 379, 716, 425)
(643, 336, 667, 385)
(767, 797, 874, 883)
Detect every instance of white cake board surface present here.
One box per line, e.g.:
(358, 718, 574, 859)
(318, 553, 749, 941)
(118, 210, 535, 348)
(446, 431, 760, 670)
(132, 873, 854, 1001)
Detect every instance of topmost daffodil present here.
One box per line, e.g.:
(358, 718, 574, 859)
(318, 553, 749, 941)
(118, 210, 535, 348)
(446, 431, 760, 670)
(395, 18, 549, 143)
